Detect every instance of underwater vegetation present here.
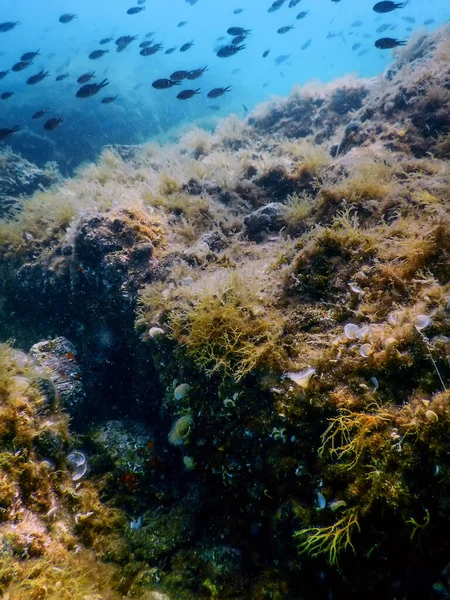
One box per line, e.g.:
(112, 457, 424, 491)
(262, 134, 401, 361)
(0, 25, 449, 600)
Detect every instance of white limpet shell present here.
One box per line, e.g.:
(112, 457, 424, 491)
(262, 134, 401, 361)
(348, 282, 364, 295)
(388, 310, 406, 326)
(360, 343, 374, 358)
(174, 383, 191, 400)
(281, 367, 316, 389)
(356, 325, 372, 341)
(344, 323, 360, 340)
(149, 326, 165, 338)
(413, 314, 433, 331)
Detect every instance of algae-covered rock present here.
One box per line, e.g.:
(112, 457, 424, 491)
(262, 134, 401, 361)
(30, 336, 85, 415)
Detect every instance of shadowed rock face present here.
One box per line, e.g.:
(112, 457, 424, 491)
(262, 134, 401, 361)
(0, 152, 60, 217)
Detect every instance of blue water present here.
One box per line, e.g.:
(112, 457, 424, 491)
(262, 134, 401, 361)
(1, 0, 449, 171)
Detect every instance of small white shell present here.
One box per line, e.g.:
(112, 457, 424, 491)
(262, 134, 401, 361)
(388, 310, 405, 326)
(360, 343, 373, 358)
(344, 323, 360, 340)
(281, 367, 316, 389)
(356, 325, 372, 341)
(348, 282, 364, 295)
(316, 492, 326, 510)
(414, 315, 433, 331)
(149, 326, 165, 338)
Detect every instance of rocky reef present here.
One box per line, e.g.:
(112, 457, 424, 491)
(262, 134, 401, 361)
(0, 26, 449, 600)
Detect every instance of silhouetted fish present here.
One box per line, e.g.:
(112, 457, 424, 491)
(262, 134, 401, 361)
(32, 109, 49, 119)
(0, 22, 20, 33)
(1, 92, 14, 100)
(116, 35, 138, 52)
(56, 73, 70, 81)
(152, 78, 180, 89)
(127, 6, 145, 14)
(376, 24, 391, 33)
(227, 27, 251, 36)
(289, 0, 301, 6)
(278, 25, 294, 34)
(21, 50, 40, 61)
(140, 44, 163, 55)
(27, 70, 49, 85)
(59, 14, 77, 23)
(402, 16, 415, 24)
(234, 8, 244, 14)
(76, 79, 109, 98)
(0, 71, 9, 80)
(373, 1, 405, 13)
(12, 61, 33, 72)
(268, 0, 285, 13)
(301, 39, 311, 50)
(101, 95, 118, 103)
(44, 118, 63, 130)
(100, 37, 113, 44)
(207, 86, 231, 98)
(78, 72, 95, 83)
(187, 66, 208, 79)
(296, 11, 309, 19)
(274, 54, 290, 65)
(170, 70, 190, 81)
(217, 44, 245, 57)
(180, 41, 194, 52)
(89, 50, 109, 59)
(177, 88, 200, 99)
(374, 37, 406, 48)
(263, 49, 270, 57)
(0, 125, 19, 139)
(178, 21, 187, 27)
(165, 47, 176, 54)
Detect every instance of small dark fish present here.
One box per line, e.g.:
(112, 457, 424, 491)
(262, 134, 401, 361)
(233, 8, 244, 14)
(358, 49, 369, 56)
(208, 105, 221, 110)
(217, 44, 245, 58)
(351, 20, 363, 27)
(207, 86, 231, 98)
(402, 16, 415, 24)
(278, 24, 294, 34)
(137, 0, 146, 4)
(268, 0, 285, 13)
(242, 104, 248, 113)
(274, 54, 290, 65)
(363, 33, 371, 39)
(127, 6, 145, 14)
(1, 92, 14, 100)
(32, 109, 49, 119)
(140, 44, 163, 56)
(227, 27, 251, 36)
(170, 70, 190, 81)
(373, 1, 405, 13)
(301, 38, 311, 50)
(405, 26, 413, 32)
(232, 35, 246, 44)
(177, 21, 187, 27)
(262, 82, 269, 88)
(0, 21, 20, 33)
(423, 18, 435, 25)
(56, 73, 69, 81)
(289, 0, 301, 5)
(27, 70, 49, 85)
(116, 35, 138, 52)
(145, 31, 155, 38)
(374, 37, 406, 48)
(152, 78, 181, 89)
(140, 41, 152, 48)
(100, 37, 113, 44)
(76, 79, 109, 98)
(186, 0, 197, 4)
(78, 72, 95, 84)
(187, 66, 208, 80)
(44, 117, 64, 130)
(177, 88, 200, 100)
(0, 71, 9, 80)
(376, 24, 390, 33)
(352, 42, 361, 50)
(21, 50, 40, 62)
(12, 61, 33, 72)
(231, 68, 241, 74)
(263, 49, 270, 57)
(59, 14, 77, 23)
(165, 47, 176, 54)
(296, 11, 309, 19)
(180, 41, 194, 52)
(101, 95, 118, 103)
(216, 36, 226, 41)
(0, 125, 19, 139)
(89, 49, 109, 59)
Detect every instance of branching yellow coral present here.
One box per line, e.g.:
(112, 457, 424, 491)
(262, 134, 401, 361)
(295, 508, 361, 565)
